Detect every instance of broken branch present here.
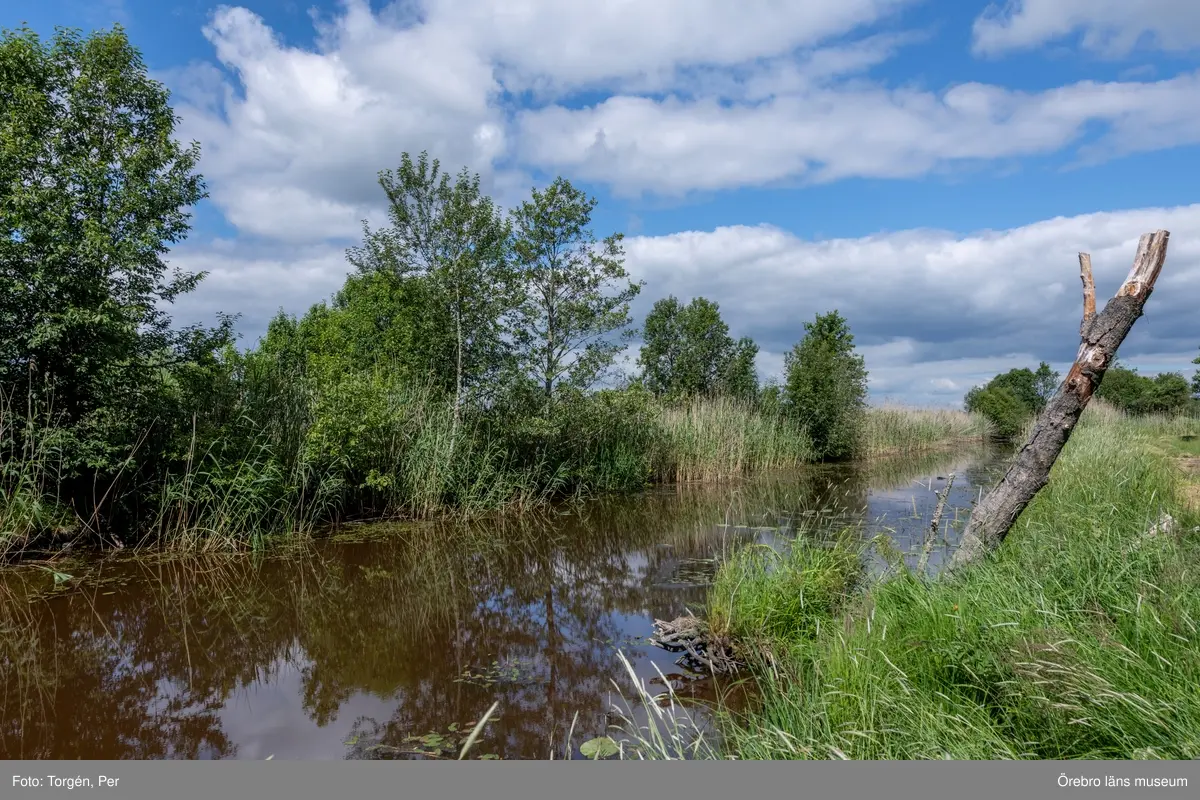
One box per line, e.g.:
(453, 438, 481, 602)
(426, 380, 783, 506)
(949, 231, 1171, 572)
(1079, 252, 1095, 336)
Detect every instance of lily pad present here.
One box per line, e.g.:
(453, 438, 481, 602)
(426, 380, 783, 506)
(579, 736, 619, 760)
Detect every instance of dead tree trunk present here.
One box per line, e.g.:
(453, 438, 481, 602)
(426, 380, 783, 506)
(948, 230, 1171, 572)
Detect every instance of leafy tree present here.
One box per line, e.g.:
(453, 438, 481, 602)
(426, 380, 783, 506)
(783, 311, 868, 460)
(1138, 372, 1192, 416)
(1193, 348, 1199, 397)
(0, 25, 218, 472)
(723, 336, 761, 402)
(638, 295, 759, 400)
(1095, 362, 1146, 413)
(1093, 361, 1191, 416)
(966, 386, 1027, 439)
(980, 362, 1059, 415)
(510, 178, 642, 410)
(349, 152, 514, 437)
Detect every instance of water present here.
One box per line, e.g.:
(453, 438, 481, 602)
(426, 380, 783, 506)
(0, 445, 1011, 760)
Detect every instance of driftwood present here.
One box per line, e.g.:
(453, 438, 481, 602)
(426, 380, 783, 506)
(948, 230, 1172, 572)
(649, 616, 739, 675)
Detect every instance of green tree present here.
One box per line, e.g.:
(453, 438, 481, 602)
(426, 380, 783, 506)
(0, 25, 215, 470)
(1096, 362, 1149, 413)
(638, 296, 759, 400)
(1032, 361, 1060, 408)
(1192, 348, 1199, 397)
(510, 178, 642, 410)
(966, 386, 1027, 439)
(783, 311, 868, 460)
(1137, 372, 1192, 416)
(349, 152, 514, 439)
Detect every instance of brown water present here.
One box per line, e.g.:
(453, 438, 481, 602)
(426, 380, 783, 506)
(0, 446, 1010, 760)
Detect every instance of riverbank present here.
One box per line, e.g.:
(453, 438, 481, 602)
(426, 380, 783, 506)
(708, 407, 1200, 759)
(0, 397, 988, 561)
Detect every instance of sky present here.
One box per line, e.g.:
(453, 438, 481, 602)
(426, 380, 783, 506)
(9, 0, 1200, 406)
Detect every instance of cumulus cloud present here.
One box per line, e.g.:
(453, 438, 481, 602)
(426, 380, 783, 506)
(170, 1, 1200, 223)
(973, 0, 1200, 57)
(617, 204, 1200, 403)
(516, 70, 1200, 195)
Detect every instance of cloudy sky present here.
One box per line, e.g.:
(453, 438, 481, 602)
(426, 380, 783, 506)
(14, 0, 1200, 405)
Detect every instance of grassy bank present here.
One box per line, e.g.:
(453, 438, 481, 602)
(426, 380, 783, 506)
(0, 385, 987, 558)
(710, 408, 1200, 759)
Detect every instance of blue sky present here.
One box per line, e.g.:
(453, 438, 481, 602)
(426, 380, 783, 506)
(9, 0, 1200, 405)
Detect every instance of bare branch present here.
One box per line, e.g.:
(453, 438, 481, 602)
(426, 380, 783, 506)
(949, 231, 1171, 572)
(1078, 252, 1095, 337)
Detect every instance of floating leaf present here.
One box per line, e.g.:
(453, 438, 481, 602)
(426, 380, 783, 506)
(580, 736, 619, 760)
(478, 754, 500, 760)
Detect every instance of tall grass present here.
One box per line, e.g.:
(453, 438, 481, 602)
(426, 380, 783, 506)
(653, 397, 814, 482)
(861, 405, 991, 457)
(0, 393, 77, 559)
(717, 407, 1200, 759)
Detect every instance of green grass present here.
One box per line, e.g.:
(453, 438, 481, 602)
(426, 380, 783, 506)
(653, 396, 814, 482)
(861, 406, 992, 458)
(714, 407, 1200, 760)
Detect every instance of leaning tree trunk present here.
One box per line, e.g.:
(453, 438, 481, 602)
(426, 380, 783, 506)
(948, 230, 1172, 572)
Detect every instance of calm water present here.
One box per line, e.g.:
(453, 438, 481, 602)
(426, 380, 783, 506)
(0, 446, 1011, 760)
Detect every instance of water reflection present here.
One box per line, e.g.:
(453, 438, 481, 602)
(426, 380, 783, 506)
(0, 445, 1011, 760)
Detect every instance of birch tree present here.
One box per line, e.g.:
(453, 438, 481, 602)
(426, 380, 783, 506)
(510, 178, 642, 411)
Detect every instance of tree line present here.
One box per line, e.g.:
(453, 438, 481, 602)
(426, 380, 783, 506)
(966, 358, 1199, 439)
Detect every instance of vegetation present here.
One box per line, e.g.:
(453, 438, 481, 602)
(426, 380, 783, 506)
(782, 312, 869, 460)
(964, 362, 1059, 439)
(0, 25, 998, 561)
(1096, 362, 1194, 417)
(712, 408, 1200, 759)
(638, 296, 758, 401)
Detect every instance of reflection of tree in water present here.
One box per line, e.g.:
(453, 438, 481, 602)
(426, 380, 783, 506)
(0, 444, 1007, 759)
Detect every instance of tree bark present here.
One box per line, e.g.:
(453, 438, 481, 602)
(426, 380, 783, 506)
(948, 230, 1171, 572)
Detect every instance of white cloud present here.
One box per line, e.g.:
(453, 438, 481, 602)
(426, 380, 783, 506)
(172, 204, 1200, 406)
(617, 204, 1200, 403)
(516, 70, 1200, 195)
(973, 0, 1200, 57)
(168, 2, 1200, 234)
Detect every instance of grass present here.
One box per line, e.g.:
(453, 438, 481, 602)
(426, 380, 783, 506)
(713, 405, 1200, 760)
(861, 405, 992, 458)
(653, 396, 814, 482)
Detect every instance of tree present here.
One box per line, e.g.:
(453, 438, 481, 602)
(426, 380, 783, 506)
(0, 25, 212, 469)
(783, 311, 868, 460)
(966, 386, 1027, 439)
(1095, 361, 1146, 413)
(1139, 372, 1192, 415)
(348, 152, 513, 439)
(510, 178, 642, 410)
(1192, 348, 1199, 397)
(638, 295, 759, 400)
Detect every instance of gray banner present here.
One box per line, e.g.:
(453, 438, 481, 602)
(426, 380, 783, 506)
(3, 761, 1196, 800)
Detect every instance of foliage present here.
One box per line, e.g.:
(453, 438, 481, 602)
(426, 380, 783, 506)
(1097, 362, 1193, 417)
(348, 152, 515, 429)
(638, 296, 759, 401)
(782, 312, 868, 460)
(964, 385, 1028, 439)
(0, 24, 232, 527)
(964, 362, 1060, 440)
(510, 178, 642, 409)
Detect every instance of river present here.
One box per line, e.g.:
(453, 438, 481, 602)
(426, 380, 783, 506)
(0, 444, 1011, 760)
